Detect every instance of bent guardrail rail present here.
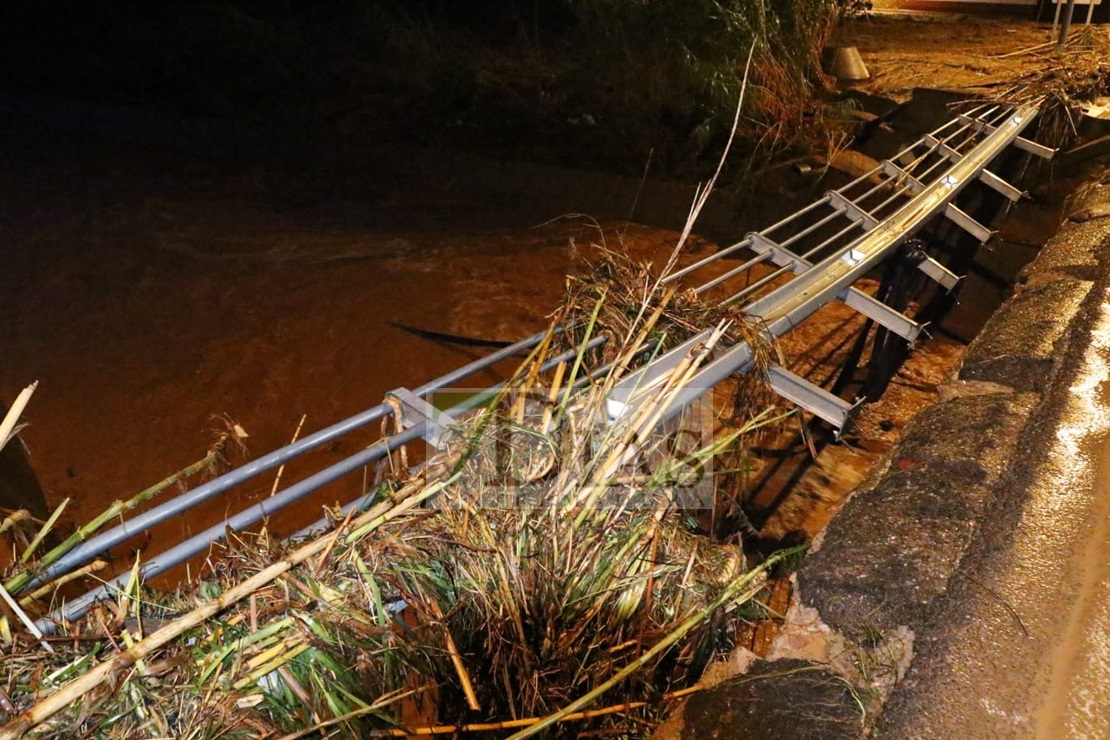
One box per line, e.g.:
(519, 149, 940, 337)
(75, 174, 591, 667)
(32, 101, 1050, 631)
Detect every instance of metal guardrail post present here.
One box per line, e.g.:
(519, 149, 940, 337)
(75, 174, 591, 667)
(1057, 0, 1079, 52)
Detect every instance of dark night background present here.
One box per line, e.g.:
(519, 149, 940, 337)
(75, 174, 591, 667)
(0, 0, 838, 175)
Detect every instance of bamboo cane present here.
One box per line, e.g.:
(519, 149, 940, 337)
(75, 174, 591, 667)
(0, 472, 447, 739)
(17, 499, 69, 565)
(4, 449, 222, 594)
(507, 546, 803, 739)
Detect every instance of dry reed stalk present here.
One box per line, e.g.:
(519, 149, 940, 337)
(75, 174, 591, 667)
(0, 472, 445, 739)
(19, 561, 107, 607)
(661, 43, 755, 280)
(0, 511, 31, 539)
(0, 382, 37, 452)
(423, 594, 480, 712)
(270, 413, 307, 497)
(365, 685, 705, 736)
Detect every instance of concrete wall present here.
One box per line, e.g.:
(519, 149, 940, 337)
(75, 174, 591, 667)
(671, 173, 1110, 738)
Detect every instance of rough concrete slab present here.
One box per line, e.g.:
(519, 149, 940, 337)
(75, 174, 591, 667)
(891, 392, 1038, 477)
(1019, 183, 1110, 284)
(873, 263, 1110, 739)
(797, 393, 1035, 641)
(958, 278, 1091, 391)
(678, 659, 863, 740)
(1018, 221, 1110, 283)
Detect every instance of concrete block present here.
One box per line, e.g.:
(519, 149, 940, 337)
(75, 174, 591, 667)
(959, 278, 1091, 391)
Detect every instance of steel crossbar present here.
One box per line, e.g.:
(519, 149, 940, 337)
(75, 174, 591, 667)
(609, 103, 1042, 432)
(34, 101, 1047, 630)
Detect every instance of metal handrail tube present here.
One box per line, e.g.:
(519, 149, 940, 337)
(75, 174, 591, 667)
(38, 418, 433, 631)
(870, 184, 919, 218)
(410, 330, 553, 396)
(444, 334, 610, 416)
(830, 162, 894, 200)
(798, 220, 865, 262)
(692, 251, 773, 296)
(902, 112, 984, 175)
(657, 238, 754, 286)
(776, 206, 854, 250)
(721, 262, 793, 307)
(744, 104, 1038, 331)
(26, 329, 551, 592)
(914, 154, 951, 183)
(759, 194, 837, 236)
(855, 179, 914, 212)
(661, 237, 753, 284)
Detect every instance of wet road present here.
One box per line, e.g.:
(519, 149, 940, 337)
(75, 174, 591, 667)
(875, 244, 1110, 738)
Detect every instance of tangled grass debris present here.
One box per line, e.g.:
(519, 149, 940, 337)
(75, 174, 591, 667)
(0, 249, 799, 739)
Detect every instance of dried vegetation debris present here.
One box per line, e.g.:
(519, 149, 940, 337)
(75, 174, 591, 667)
(844, 17, 1110, 152)
(0, 251, 799, 739)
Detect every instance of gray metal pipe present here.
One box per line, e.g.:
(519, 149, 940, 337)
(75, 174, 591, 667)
(1057, 0, 1078, 53)
(25, 329, 550, 592)
(39, 419, 431, 631)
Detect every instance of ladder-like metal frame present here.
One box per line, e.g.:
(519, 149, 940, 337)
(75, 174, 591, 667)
(612, 102, 1046, 430)
(33, 102, 1052, 630)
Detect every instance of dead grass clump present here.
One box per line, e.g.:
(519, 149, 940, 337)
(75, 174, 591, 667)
(0, 272, 797, 739)
(989, 26, 1110, 151)
(558, 250, 775, 374)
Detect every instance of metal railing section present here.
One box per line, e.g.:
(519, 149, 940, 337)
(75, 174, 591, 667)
(610, 102, 1045, 431)
(33, 102, 1050, 629)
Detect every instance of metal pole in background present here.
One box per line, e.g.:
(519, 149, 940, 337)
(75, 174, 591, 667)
(1057, 0, 1078, 53)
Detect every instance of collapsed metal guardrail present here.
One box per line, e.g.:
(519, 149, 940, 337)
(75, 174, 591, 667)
(32, 101, 1050, 630)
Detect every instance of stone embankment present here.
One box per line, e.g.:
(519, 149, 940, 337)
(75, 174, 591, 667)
(670, 172, 1110, 738)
